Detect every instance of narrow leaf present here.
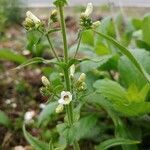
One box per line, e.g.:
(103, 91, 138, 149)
(0, 48, 27, 64)
(95, 138, 140, 150)
(0, 111, 11, 128)
(23, 125, 49, 150)
(14, 57, 57, 70)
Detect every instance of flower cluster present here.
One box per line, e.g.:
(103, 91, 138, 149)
(80, 3, 100, 29)
(23, 11, 41, 30)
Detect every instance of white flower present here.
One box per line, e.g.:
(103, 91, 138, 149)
(56, 104, 64, 113)
(26, 11, 41, 24)
(41, 76, 50, 87)
(78, 73, 86, 83)
(70, 64, 75, 78)
(82, 3, 93, 17)
(24, 110, 35, 122)
(58, 91, 72, 105)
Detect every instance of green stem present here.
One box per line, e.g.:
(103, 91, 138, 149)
(58, 5, 80, 150)
(46, 34, 60, 62)
(74, 31, 83, 59)
(58, 5, 68, 63)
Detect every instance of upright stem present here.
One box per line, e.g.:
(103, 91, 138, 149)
(74, 31, 83, 59)
(46, 34, 60, 62)
(58, 5, 80, 150)
(58, 6, 68, 63)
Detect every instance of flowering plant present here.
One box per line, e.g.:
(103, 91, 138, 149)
(20, 1, 150, 150)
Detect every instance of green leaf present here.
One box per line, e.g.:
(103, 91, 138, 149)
(93, 79, 150, 116)
(38, 102, 58, 126)
(85, 94, 139, 150)
(126, 84, 149, 102)
(142, 14, 150, 46)
(0, 111, 11, 128)
(93, 79, 127, 103)
(95, 138, 140, 150)
(23, 125, 49, 150)
(80, 55, 113, 72)
(136, 40, 150, 51)
(0, 48, 27, 64)
(94, 30, 150, 84)
(118, 49, 150, 89)
(132, 18, 142, 30)
(14, 57, 57, 70)
(94, 17, 116, 54)
(81, 30, 94, 46)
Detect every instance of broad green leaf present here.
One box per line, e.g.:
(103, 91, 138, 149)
(23, 125, 49, 150)
(38, 102, 58, 126)
(93, 79, 150, 116)
(126, 84, 149, 102)
(93, 79, 127, 103)
(80, 55, 113, 72)
(14, 57, 57, 70)
(0, 111, 11, 128)
(94, 30, 150, 84)
(0, 48, 27, 64)
(85, 94, 139, 150)
(95, 138, 140, 150)
(142, 14, 150, 46)
(81, 30, 94, 46)
(118, 49, 150, 88)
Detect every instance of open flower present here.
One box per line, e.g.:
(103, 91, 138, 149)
(58, 91, 72, 105)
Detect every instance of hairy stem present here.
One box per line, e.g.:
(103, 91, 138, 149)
(58, 5, 80, 150)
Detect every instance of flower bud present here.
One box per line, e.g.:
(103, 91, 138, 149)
(56, 104, 64, 113)
(26, 11, 41, 24)
(41, 76, 50, 87)
(50, 9, 58, 23)
(51, 9, 57, 16)
(84, 3, 93, 17)
(70, 64, 75, 78)
(78, 73, 86, 83)
(92, 21, 101, 28)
